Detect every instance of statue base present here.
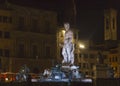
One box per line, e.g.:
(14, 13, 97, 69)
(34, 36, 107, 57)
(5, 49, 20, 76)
(61, 64, 81, 79)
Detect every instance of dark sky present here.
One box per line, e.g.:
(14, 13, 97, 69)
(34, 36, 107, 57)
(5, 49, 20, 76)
(1, 0, 120, 42)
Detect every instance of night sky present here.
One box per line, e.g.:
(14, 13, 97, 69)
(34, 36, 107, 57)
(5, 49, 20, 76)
(1, 0, 120, 42)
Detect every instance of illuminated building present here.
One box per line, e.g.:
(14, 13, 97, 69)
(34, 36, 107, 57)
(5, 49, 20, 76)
(73, 8, 120, 78)
(104, 8, 120, 78)
(104, 8, 117, 40)
(0, 2, 57, 72)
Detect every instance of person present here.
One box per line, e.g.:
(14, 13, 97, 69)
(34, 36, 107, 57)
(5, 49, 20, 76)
(62, 22, 74, 65)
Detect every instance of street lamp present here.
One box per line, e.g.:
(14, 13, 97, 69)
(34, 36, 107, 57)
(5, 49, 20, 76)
(79, 44, 85, 49)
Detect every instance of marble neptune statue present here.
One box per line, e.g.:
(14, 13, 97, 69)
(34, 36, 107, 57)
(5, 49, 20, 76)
(62, 22, 74, 65)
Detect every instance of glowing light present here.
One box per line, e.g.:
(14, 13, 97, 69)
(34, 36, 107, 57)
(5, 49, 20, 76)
(79, 44, 85, 49)
(62, 30, 65, 34)
(5, 78, 8, 81)
(81, 79, 93, 83)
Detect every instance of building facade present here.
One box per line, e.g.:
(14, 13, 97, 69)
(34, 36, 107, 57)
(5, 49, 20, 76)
(0, 2, 57, 72)
(79, 8, 120, 78)
(75, 8, 119, 78)
(104, 8, 117, 40)
(107, 47, 120, 78)
(104, 8, 120, 78)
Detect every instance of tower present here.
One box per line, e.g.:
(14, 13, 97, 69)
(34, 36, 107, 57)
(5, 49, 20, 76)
(104, 8, 117, 40)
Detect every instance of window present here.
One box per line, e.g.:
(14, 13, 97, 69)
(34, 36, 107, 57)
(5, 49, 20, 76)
(103, 55, 107, 59)
(0, 31, 2, 38)
(18, 44, 25, 57)
(3, 16, 8, 23)
(86, 63, 89, 69)
(32, 45, 38, 58)
(89, 54, 95, 58)
(83, 63, 86, 68)
(90, 63, 94, 69)
(112, 18, 115, 29)
(0, 49, 3, 56)
(18, 16, 24, 31)
(85, 72, 88, 75)
(112, 57, 114, 62)
(114, 56, 118, 62)
(31, 19, 38, 32)
(109, 57, 111, 62)
(0, 16, 2, 22)
(45, 21, 50, 34)
(91, 72, 94, 76)
(0, 57, 1, 69)
(4, 49, 10, 57)
(45, 46, 50, 58)
(106, 18, 109, 29)
(83, 53, 88, 58)
(9, 17, 12, 23)
(4, 32, 10, 38)
(79, 53, 82, 57)
(0, 16, 12, 23)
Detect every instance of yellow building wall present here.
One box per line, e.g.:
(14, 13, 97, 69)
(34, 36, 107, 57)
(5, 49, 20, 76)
(0, 3, 57, 72)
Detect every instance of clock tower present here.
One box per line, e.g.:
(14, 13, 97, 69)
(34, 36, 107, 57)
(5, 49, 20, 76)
(104, 8, 117, 40)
